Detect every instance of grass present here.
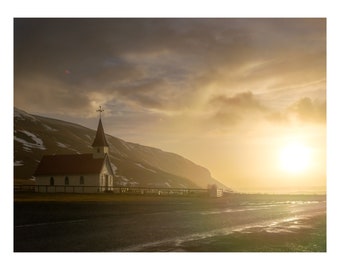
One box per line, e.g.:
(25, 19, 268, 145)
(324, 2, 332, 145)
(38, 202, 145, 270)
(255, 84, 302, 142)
(14, 191, 326, 203)
(14, 192, 208, 202)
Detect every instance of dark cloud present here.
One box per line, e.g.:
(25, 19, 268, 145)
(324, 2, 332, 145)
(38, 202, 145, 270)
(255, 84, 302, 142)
(114, 78, 167, 109)
(14, 18, 326, 120)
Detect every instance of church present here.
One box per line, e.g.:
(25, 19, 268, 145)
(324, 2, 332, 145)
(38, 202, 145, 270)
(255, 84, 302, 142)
(34, 108, 115, 193)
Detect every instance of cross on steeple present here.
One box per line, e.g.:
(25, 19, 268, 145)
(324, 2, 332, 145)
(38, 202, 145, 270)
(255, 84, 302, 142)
(96, 106, 104, 119)
(92, 105, 109, 158)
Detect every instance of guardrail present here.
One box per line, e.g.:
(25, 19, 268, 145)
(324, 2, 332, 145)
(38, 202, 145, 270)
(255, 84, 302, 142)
(14, 185, 209, 196)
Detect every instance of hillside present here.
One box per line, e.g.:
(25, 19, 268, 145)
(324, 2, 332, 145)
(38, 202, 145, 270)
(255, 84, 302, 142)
(14, 107, 232, 190)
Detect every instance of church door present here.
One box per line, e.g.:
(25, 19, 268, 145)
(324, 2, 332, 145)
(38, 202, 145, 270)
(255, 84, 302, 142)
(105, 175, 109, 191)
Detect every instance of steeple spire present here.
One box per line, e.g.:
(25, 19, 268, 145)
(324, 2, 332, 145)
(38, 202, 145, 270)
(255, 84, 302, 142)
(92, 106, 109, 158)
(92, 118, 109, 147)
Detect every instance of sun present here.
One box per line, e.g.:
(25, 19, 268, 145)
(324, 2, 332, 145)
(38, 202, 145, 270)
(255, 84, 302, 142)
(279, 142, 311, 174)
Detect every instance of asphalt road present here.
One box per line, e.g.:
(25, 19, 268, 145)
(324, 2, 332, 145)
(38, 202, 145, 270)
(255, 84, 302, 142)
(14, 194, 326, 252)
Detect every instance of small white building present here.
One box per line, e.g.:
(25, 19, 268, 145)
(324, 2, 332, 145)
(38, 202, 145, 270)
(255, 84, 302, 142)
(34, 116, 115, 193)
(208, 185, 224, 198)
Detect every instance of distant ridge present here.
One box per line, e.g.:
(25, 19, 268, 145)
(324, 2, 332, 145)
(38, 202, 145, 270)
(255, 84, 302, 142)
(14, 107, 232, 191)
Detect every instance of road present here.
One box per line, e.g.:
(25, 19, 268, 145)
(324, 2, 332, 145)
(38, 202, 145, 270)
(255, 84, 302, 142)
(14, 194, 326, 252)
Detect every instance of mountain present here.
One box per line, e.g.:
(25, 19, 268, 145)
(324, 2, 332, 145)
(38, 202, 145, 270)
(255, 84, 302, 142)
(14, 107, 232, 191)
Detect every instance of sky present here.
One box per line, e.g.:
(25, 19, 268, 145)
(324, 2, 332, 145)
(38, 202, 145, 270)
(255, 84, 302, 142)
(14, 18, 326, 193)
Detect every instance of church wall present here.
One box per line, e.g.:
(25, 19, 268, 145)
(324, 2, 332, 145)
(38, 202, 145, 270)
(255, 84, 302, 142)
(101, 160, 112, 175)
(99, 163, 114, 191)
(35, 174, 101, 193)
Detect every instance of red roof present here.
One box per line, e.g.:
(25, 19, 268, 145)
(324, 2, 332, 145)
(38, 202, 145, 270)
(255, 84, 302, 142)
(34, 154, 105, 176)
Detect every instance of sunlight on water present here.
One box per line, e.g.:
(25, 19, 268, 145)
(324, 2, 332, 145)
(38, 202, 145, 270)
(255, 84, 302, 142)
(115, 199, 326, 252)
(118, 214, 319, 251)
(199, 200, 321, 216)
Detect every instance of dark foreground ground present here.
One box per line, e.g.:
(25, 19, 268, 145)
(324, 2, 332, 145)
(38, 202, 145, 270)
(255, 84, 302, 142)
(14, 193, 326, 252)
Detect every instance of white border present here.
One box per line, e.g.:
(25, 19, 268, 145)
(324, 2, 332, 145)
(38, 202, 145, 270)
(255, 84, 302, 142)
(2, 1, 339, 270)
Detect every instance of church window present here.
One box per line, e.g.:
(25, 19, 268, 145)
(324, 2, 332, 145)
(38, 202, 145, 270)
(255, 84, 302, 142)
(50, 177, 54, 186)
(80, 176, 84, 185)
(65, 176, 69, 185)
(97, 148, 100, 153)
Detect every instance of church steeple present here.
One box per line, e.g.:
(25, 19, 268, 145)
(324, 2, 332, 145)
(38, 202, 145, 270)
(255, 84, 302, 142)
(92, 118, 109, 148)
(92, 106, 109, 158)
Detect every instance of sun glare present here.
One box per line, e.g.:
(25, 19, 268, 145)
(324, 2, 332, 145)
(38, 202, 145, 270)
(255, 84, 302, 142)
(279, 142, 311, 174)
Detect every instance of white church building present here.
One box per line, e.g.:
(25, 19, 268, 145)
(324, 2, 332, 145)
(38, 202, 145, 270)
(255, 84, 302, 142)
(34, 110, 115, 193)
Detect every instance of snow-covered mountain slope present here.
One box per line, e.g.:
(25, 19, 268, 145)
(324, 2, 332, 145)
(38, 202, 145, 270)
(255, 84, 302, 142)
(14, 107, 232, 190)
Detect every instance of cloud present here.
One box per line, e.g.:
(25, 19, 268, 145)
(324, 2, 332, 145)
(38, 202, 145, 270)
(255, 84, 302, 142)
(207, 92, 326, 129)
(14, 74, 94, 117)
(267, 97, 326, 124)
(287, 97, 326, 123)
(113, 78, 168, 109)
(14, 18, 326, 124)
(208, 92, 268, 125)
(210, 92, 266, 111)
